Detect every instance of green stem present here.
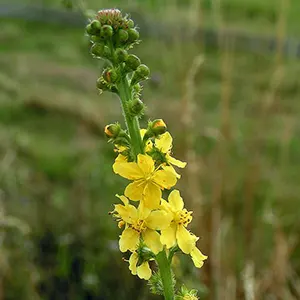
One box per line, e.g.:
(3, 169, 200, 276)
(156, 250, 175, 300)
(117, 75, 144, 158)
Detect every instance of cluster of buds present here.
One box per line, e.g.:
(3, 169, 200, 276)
(86, 9, 150, 102)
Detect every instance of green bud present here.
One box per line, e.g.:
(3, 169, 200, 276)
(144, 119, 167, 139)
(102, 45, 111, 59)
(115, 48, 128, 63)
(117, 29, 129, 43)
(101, 25, 113, 39)
(128, 98, 145, 116)
(91, 43, 104, 57)
(104, 123, 121, 138)
(126, 54, 141, 70)
(127, 19, 134, 28)
(128, 28, 140, 42)
(90, 20, 101, 31)
(103, 69, 118, 84)
(90, 35, 103, 43)
(131, 64, 150, 85)
(86, 24, 94, 35)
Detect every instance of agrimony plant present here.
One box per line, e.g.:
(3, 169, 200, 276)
(86, 9, 207, 300)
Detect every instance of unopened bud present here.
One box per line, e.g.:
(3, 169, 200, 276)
(86, 20, 101, 35)
(104, 123, 121, 138)
(115, 48, 128, 63)
(90, 20, 101, 32)
(127, 19, 134, 28)
(128, 28, 140, 43)
(149, 119, 167, 137)
(126, 54, 141, 71)
(91, 43, 104, 57)
(90, 35, 103, 43)
(101, 25, 113, 39)
(102, 45, 111, 59)
(131, 64, 150, 85)
(118, 29, 129, 43)
(128, 99, 145, 116)
(103, 69, 118, 83)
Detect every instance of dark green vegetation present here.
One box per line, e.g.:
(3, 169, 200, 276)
(1, 0, 300, 299)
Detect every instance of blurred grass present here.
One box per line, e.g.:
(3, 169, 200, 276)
(1, 0, 300, 299)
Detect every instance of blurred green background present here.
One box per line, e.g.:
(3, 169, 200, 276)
(1, 0, 300, 299)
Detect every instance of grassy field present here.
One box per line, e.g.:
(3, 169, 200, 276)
(1, 0, 300, 299)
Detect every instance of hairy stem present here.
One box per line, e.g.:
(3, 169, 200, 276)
(156, 250, 175, 300)
(117, 75, 144, 158)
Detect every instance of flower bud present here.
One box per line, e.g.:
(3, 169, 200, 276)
(117, 29, 129, 43)
(125, 54, 141, 70)
(102, 45, 111, 59)
(131, 64, 150, 85)
(128, 98, 145, 116)
(127, 19, 134, 28)
(103, 69, 118, 84)
(115, 48, 128, 63)
(90, 20, 101, 32)
(86, 20, 101, 35)
(90, 35, 103, 43)
(128, 28, 140, 43)
(91, 43, 104, 57)
(149, 119, 167, 137)
(101, 25, 113, 39)
(104, 123, 121, 138)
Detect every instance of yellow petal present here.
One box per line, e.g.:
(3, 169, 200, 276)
(116, 194, 129, 205)
(152, 167, 177, 189)
(129, 252, 138, 275)
(119, 227, 140, 252)
(167, 154, 187, 168)
(190, 247, 208, 268)
(160, 199, 173, 214)
(155, 132, 172, 153)
(125, 180, 146, 201)
(143, 182, 161, 209)
(160, 223, 177, 249)
(114, 203, 138, 224)
(137, 262, 152, 280)
(176, 225, 195, 254)
(137, 154, 155, 175)
(145, 210, 172, 230)
(168, 190, 184, 212)
(137, 203, 151, 220)
(113, 160, 143, 180)
(143, 229, 163, 254)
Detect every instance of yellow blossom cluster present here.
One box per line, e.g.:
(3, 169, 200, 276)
(111, 125, 207, 280)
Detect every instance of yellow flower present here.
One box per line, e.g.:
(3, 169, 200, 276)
(160, 190, 195, 254)
(113, 195, 172, 254)
(155, 132, 186, 169)
(113, 154, 177, 209)
(129, 252, 152, 280)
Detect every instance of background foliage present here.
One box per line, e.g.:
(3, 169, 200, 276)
(0, 0, 300, 299)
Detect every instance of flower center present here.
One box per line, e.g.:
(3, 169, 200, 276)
(131, 219, 147, 233)
(175, 209, 193, 226)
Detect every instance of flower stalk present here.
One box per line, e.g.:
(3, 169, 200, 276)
(85, 8, 207, 300)
(117, 74, 144, 158)
(156, 250, 175, 300)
